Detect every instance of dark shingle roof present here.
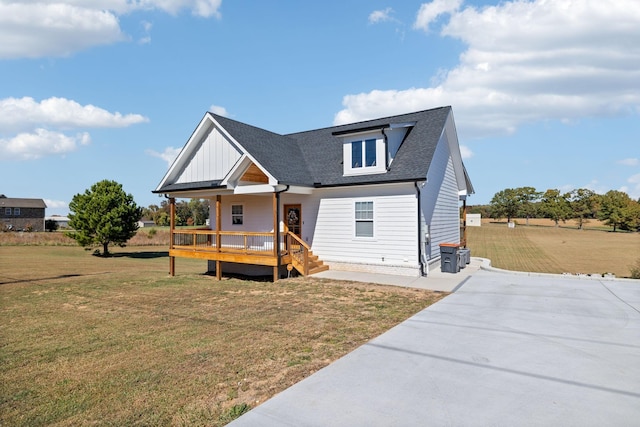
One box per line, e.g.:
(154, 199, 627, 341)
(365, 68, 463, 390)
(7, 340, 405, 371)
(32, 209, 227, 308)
(0, 198, 47, 208)
(211, 106, 452, 188)
(211, 114, 313, 186)
(287, 107, 451, 186)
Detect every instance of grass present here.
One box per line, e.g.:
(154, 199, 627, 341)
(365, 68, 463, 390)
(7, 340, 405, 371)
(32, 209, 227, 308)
(467, 220, 640, 277)
(0, 228, 171, 247)
(0, 245, 444, 426)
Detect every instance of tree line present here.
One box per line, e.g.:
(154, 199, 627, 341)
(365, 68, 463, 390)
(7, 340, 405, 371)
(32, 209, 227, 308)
(141, 198, 210, 227)
(470, 187, 640, 232)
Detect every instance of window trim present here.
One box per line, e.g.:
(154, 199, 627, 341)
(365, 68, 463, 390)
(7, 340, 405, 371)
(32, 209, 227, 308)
(354, 201, 374, 238)
(231, 204, 243, 225)
(343, 134, 385, 176)
(4, 208, 11, 216)
(13, 208, 20, 216)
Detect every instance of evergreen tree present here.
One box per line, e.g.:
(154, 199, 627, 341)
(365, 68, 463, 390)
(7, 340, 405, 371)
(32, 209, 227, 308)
(67, 180, 142, 256)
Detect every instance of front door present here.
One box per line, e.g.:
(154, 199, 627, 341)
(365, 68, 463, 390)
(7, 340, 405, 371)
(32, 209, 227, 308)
(284, 204, 302, 237)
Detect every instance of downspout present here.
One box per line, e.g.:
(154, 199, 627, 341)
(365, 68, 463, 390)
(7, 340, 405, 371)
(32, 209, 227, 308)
(415, 181, 425, 276)
(275, 185, 290, 271)
(382, 127, 390, 170)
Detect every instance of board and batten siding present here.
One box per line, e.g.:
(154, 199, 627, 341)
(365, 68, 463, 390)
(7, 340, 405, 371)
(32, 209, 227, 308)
(176, 126, 242, 184)
(309, 184, 420, 276)
(421, 127, 461, 261)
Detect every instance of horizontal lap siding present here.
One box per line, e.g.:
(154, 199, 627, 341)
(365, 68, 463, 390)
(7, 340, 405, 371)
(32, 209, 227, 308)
(311, 185, 418, 267)
(422, 129, 460, 260)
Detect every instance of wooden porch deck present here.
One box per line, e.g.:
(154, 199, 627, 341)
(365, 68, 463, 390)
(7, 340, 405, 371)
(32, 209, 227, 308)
(169, 229, 328, 280)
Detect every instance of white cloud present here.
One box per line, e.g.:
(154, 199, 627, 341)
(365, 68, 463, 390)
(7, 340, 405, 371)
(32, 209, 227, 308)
(369, 8, 396, 24)
(208, 104, 230, 117)
(625, 173, 640, 200)
(0, 129, 90, 160)
(413, 0, 461, 32)
(336, 0, 640, 140)
(0, 2, 125, 59)
(138, 20, 153, 44)
(618, 158, 639, 167)
(0, 0, 222, 59)
(0, 97, 147, 160)
(146, 146, 182, 167)
(0, 97, 148, 133)
(459, 145, 473, 159)
(44, 199, 69, 210)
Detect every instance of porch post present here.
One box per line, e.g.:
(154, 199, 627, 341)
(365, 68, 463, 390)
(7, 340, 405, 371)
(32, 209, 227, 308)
(169, 197, 175, 276)
(215, 195, 222, 280)
(273, 191, 279, 282)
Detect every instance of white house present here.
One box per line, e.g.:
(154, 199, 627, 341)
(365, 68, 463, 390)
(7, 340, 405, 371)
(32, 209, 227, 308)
(153, 106, 474, 281)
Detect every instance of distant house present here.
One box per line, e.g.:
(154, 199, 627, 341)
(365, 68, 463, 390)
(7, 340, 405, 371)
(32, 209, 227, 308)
(45, 215, 71, 229)
(153, 106, 474, 281)
(138, 219, 156, 228)
(0, 197, 47, 231)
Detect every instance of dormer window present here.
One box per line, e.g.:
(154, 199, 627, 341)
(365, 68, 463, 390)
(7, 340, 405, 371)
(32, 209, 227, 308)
(351, 139, 377, 168)
(342, 132, 386, 176)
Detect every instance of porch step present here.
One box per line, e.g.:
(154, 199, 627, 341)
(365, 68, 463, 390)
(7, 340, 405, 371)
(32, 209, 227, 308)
(309, 264, 329, 275)
(306, 250, 329, 275)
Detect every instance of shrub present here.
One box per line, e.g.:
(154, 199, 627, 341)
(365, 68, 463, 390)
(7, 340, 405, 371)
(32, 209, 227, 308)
(45, 219, 59, 232)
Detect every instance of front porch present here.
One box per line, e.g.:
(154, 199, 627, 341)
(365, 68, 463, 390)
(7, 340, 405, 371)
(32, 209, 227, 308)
(166, 194, 328, 281)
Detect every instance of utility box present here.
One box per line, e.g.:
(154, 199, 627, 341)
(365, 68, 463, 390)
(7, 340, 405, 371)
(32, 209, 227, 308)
(440, 243, 460, 273)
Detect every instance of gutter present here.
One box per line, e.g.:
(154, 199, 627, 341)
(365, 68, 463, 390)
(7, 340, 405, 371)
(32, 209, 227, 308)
(415, 180, 427, 276)
(382, 127, 390, 171)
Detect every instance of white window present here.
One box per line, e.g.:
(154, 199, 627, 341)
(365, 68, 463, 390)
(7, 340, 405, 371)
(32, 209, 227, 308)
(231, 205, 243, 225)
(351, 138, 377, 168)
(4, 208, 11, 216)
(342, 134, 385, 176)
(14, 208, 20, 216)
(355, 201, 374, 237)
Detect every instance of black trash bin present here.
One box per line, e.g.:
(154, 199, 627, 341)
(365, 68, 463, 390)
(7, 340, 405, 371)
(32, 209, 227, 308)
(440, 243, 460, 273)
(459, 248, 471, 268)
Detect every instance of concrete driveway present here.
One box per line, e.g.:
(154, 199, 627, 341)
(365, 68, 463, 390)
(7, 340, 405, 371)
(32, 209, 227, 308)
(230, 269, 640, 426)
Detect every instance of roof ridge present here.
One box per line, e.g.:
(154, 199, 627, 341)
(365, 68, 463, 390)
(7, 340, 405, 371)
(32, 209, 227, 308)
(285, 106, 451, 136)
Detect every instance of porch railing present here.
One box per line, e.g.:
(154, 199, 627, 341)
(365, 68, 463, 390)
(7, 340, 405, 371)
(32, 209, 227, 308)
(170, 229, 316, 276)
(171, 229, 284, 255)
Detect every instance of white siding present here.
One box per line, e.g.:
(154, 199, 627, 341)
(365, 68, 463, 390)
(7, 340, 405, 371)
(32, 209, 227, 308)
(421, 130, 461, 261)
(307, 184, 420, 275)
(209, 196, 275, 232)
(177, 126, 242, 184)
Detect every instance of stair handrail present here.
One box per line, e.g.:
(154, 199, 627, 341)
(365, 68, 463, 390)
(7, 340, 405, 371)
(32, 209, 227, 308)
(286, 231, 310, 276)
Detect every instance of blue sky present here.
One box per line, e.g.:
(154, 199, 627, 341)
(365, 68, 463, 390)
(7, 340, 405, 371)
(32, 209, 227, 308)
(1, 0, 639, 216)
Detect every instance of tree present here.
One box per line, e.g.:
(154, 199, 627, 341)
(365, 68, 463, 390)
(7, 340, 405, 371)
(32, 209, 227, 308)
(539, 189, 571, 227)
(188, 198, 210, 226)
(67, 180, 142, 256)
(618, 198, 640, 232)
(490, 188, 520, 223)
(597, 190, 639, 232)
(568, 188, 597, 230)
(515, 186, 541, 225)
(45, 219, 59, 232)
